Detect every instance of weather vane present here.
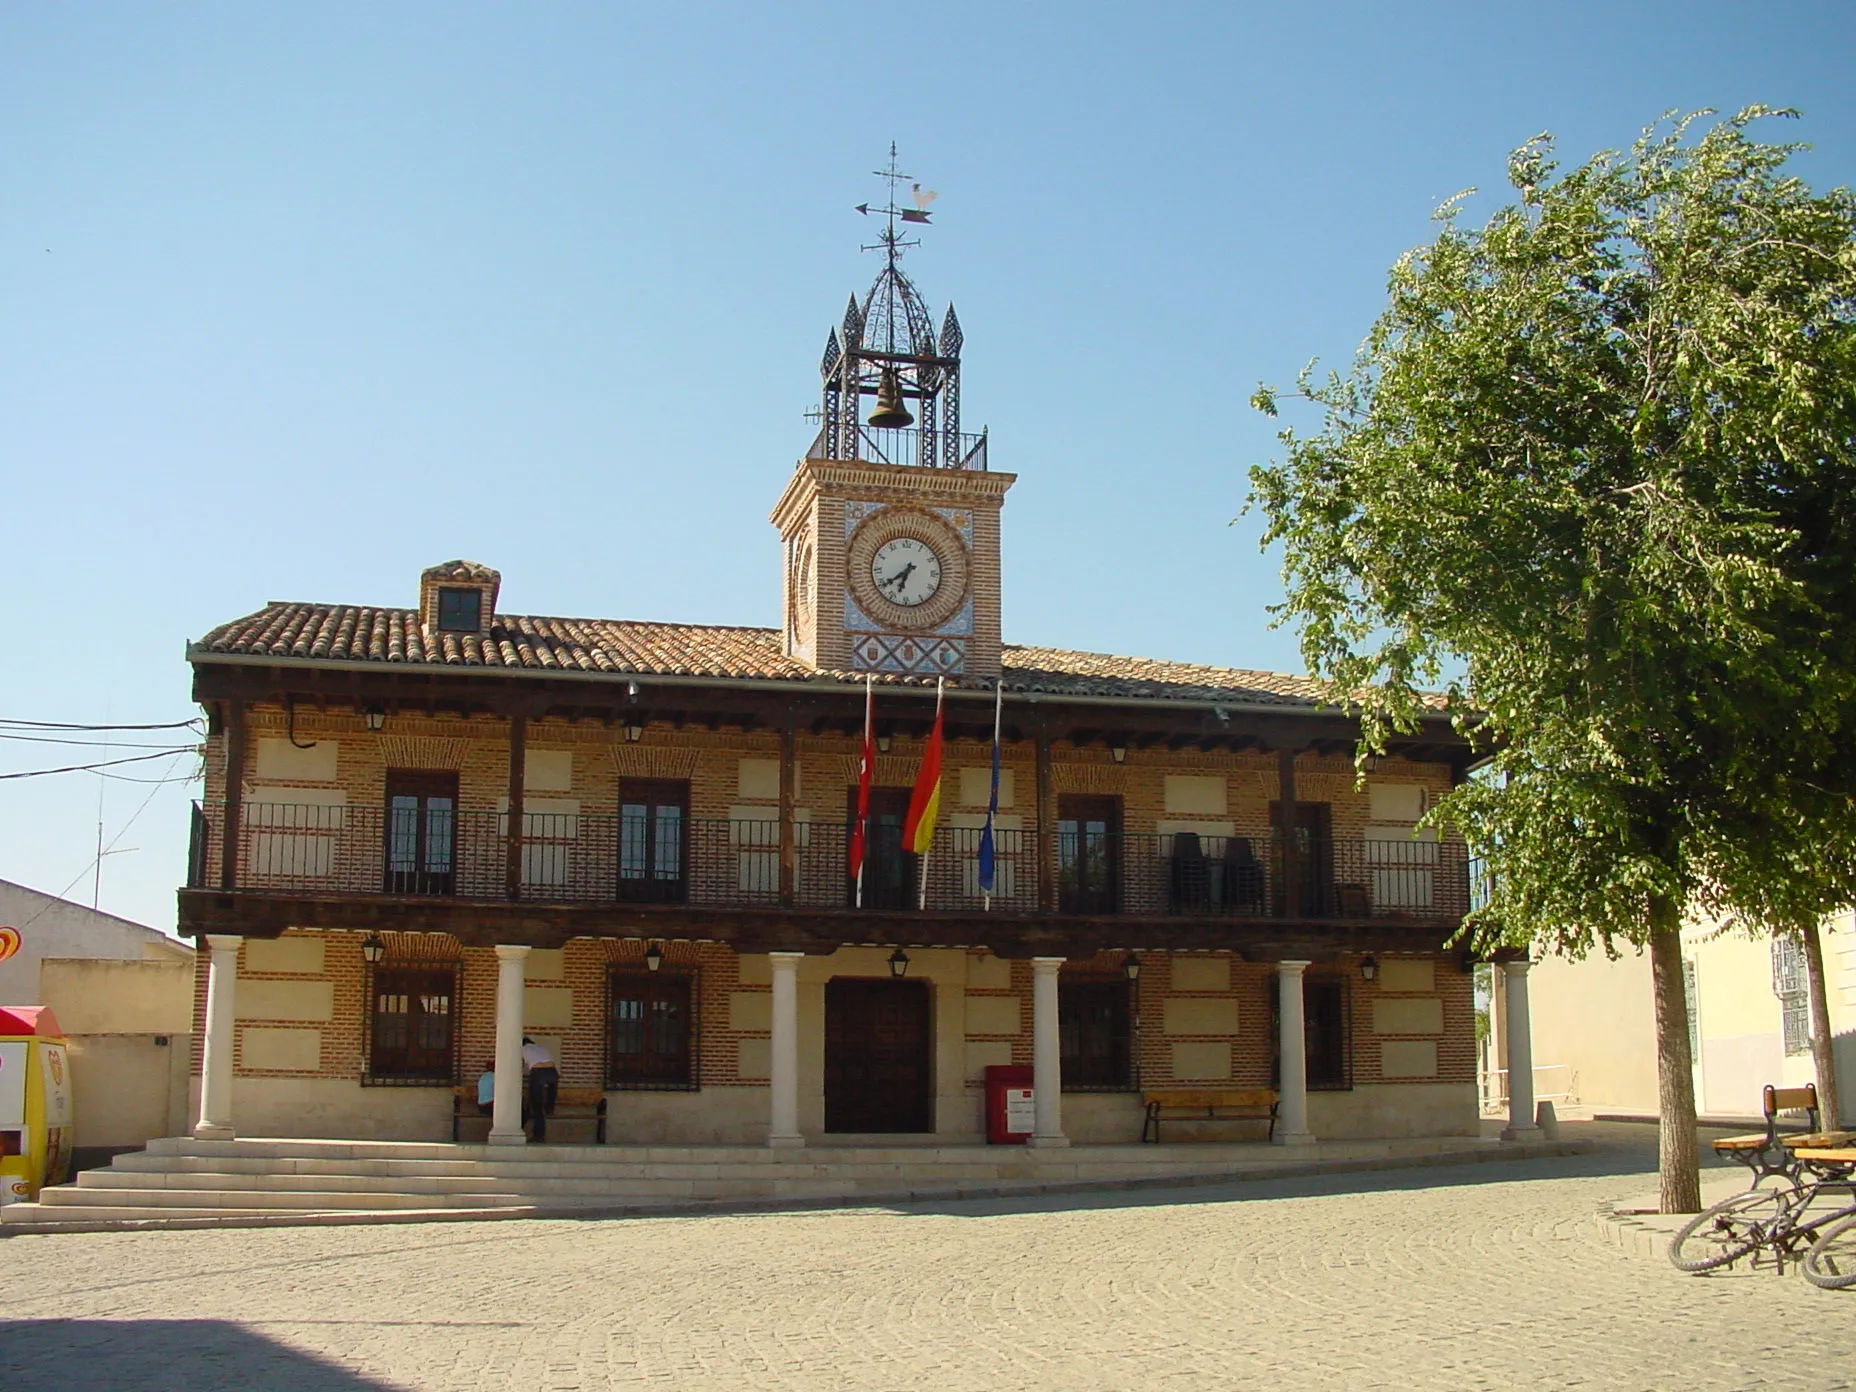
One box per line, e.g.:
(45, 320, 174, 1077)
(856, 142, 938, 272)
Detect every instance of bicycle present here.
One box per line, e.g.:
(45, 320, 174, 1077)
(1670, 1147, 1856, 1277)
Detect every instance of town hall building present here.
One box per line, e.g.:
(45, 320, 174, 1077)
(170, 189, 1485, 1160)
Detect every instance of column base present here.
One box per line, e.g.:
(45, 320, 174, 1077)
(192, 1123, 234, 1141)
(1272, 1131, 1316, 1147)
(1027, 1134, 1070, 1149)
(1500, 1126, 1545, 1143)
(487, 1128, 529, 1146)
(768, 1134, 805, 1149)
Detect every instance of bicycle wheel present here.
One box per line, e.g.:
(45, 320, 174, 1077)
(1801, 1210, 1856, 1291)
(1669, 1186, 1798, 1273)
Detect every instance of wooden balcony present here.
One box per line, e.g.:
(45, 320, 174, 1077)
(183, 803, 1470, 956)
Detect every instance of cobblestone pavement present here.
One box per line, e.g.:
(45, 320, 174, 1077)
(5, 1122, 1853, 1392)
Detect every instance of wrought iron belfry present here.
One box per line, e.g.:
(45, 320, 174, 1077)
(813, 145, 983, 470)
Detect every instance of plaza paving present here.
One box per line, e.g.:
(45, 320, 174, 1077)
(3, 1122, 1851, 1391)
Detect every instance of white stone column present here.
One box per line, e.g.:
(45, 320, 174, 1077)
(1274, 960, 1315, 1145)
(1029, 956, 1069, 1148)
(1501, 960, 1543, 1142)
(193, 933, 243, 1140)
(768, 951, 804, 1148)
(489, 945, 530, 1145)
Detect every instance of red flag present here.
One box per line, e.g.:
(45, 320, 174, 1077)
(849, 676, 874, 901)
(902, 680, 945, 856)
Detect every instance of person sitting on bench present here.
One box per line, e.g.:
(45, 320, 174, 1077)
(475, 1061, 496, 1116)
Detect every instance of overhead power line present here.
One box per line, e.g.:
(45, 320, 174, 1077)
(0, 748, 198, 781)
(0, 717, 202, 732)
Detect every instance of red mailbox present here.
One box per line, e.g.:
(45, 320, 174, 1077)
(984, 1064, 1036, 1145)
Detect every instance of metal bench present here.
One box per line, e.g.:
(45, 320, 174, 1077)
(452, 1085, 608, 1143)
(1141, 1087, 1278, 1144)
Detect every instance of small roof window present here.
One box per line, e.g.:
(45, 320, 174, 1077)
(436, 587, 483, 634)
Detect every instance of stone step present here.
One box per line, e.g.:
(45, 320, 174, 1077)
(39, 1185, 533, 1211)
(98, 1153, 1251, 1186)
(139, 1135, 1351, 1165)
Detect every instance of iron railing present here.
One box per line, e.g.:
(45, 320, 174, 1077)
(805, 424, 988, 471)
(190, 803, 1469, 921)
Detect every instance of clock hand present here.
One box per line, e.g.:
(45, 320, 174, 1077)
(884, 562, 917, 593)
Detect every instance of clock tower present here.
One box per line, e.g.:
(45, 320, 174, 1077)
(771, 149, 1015, 682)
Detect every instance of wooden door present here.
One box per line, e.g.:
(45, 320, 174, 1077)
(1269, 801, 1333, 917)
(847, 786, 918, 910)
(618, 778, 690, 903)
(1058, 795, 1121, 915)
(824, 978, 933, 1132)
(384, 771, 459, 895)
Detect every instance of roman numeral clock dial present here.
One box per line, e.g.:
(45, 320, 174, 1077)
(871, 537, 943, 607)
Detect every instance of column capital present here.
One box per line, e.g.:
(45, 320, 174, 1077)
(1275, 958, 1311, 975)
(768, 951, 805, 968)
(1030, 956, 1066, 974)
(1501, 959, 1533, 978)
(204, 933, 245, 953)
(494, 943, 533, 962)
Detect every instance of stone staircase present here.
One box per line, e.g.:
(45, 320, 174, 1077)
(0, 1132, 1561, 1233)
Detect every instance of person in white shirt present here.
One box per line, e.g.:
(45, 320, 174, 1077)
(521, 1037, 558, 1141)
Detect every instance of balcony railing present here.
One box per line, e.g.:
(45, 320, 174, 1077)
(805, 424, 988, 471)
(189, 803, 1469, 922)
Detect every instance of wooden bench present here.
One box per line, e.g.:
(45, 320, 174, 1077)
(1141, 1088, 1278, 1144)
(452, 1086, 608, 1144)
(1710, 1084, 1844, 1182)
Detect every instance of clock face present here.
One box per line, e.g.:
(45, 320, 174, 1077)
(871, 536, 943, 607)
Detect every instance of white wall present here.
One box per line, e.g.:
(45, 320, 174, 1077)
(0, 878, 191, 1007)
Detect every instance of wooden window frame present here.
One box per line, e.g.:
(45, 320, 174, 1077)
(605, 967, 699, 1091)
(435, 587, 483, 633)
(1057, 795, 1122, 916)
(362, 963, 460, 1086)
(384, 770, 459, 896)
(618, 778, 690, 904)
(1059, 974, 1135, 1092)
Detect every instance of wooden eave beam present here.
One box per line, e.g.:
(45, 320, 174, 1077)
(175, 888, 1456, 960)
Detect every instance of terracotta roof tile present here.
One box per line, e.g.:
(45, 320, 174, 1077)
(196, 603, 1332, 708)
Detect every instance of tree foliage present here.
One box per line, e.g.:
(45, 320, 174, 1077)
(1251, 108, 1856, 959)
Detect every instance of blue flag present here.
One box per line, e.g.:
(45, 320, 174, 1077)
(978, 681, 1002, 899)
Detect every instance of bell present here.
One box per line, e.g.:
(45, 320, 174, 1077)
(867, 368, 914, 429)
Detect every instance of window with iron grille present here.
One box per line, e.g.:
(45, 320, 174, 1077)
(366, 966, 458, 1084)
(1771, 938, 1810, 1056)
(1772, 937, 1807, 997)
(606, 969, 697, 1089)
(1683, 959, 1700, 1058)
(1060, 977, 1133, 1090)
(1782, 994, 1812, 1057)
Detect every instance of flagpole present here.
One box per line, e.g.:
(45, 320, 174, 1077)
(855, 674, 873, 909)
(983, 677, 1002, 911)
(918, 677, 944, 913)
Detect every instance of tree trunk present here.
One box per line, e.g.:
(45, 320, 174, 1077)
(1648, 905, 1702, 1213)
(1801, 919, 1842, 1129)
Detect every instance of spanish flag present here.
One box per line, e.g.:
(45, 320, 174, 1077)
(901, 678, 945, 856)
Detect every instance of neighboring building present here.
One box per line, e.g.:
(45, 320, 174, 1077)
(1522, 914, 1856, 1126)
(0, 878, 191, 1001)
(174, 212, 1486, 1150)
(0, 880, 195, 1158)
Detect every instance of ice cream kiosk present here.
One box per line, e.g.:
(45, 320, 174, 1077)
(0, 1006, 73, 1203)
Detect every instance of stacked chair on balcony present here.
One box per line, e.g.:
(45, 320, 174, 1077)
(1222, 836, 1267, 914)
(1170, 832, 1213, 912)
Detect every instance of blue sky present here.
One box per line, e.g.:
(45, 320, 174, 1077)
(3, 2, 1851, 935)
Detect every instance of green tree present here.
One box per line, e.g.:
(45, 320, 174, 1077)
(1250, 109, 1856, 1212)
